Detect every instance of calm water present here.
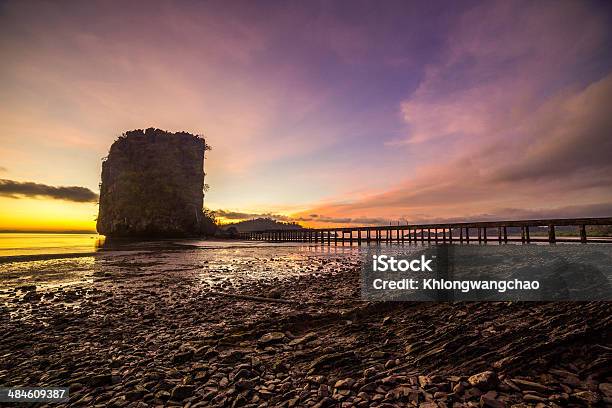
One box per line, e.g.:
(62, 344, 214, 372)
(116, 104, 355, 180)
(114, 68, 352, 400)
(0, 233, 102, 257)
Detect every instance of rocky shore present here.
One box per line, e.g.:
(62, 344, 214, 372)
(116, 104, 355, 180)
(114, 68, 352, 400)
(0, 244, 611, 407)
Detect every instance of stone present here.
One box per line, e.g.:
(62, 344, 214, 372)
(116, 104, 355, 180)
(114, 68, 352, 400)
(89, 373, 113, 387)
(233, 368, 252, 381)
(510, 379, 550, 393)
(468, 371, 498, 390)
(172, 350, 194, 364)
(258, 332, 285, 345)
(480, 391, 504, 408)
(419, 375, 432, 388)
(97, 128, 209, 237)
(288, 332, 317, 346)
(334, 378, 354, 389)
(363, 367, 376, 378)
(125, 390, 145, 401)
(523, 394, 547, 402)
(599, 383, 612, 397)
(571, 390, 601, 404)
(171, 385, 195, 400)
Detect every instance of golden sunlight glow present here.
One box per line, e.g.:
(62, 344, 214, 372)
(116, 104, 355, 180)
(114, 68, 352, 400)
(0, 197, 97, 232)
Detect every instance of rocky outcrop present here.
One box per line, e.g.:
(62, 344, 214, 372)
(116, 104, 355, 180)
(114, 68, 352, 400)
(96, 128, 207, 237)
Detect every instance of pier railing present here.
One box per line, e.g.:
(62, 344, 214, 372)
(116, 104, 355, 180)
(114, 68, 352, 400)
(238, 217, 612, 244)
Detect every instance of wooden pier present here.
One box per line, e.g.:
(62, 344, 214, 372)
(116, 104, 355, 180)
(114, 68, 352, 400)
(238, 217, 612, 245)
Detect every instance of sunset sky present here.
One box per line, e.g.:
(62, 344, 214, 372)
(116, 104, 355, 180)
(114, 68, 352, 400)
(1, 0, 612, 231)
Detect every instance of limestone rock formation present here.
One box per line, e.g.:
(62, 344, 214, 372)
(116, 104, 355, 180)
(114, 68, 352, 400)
(96, 128, 207, 237)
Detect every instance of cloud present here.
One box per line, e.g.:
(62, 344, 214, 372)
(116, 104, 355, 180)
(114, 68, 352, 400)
(292, 1, 612, 225)
(489, 75, 612, 183)
(0, 179, 98, 202)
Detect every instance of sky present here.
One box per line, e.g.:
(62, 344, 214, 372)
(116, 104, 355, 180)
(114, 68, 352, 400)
(1, 0, 612, 231)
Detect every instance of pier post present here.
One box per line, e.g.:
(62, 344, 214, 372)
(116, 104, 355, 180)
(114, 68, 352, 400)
(521, 227, 526, 243)
(358, 230, 362, 245)
(466, 227, 470, 243)
(460, 227, 463, 243)
(449, 226, 453, 243)
(350, 230, 353, 246)
(548, 225, 556, 244)
(498, 227, 502, 243)
(483, 228, 487, 243)
(478, 228, 482, 244)
(503, 226, 508, 243)
(421, 229, 425, 243)
(580, 225, 587, 243)
(526, 226, 531, 243)
(427, 229, 431, 243)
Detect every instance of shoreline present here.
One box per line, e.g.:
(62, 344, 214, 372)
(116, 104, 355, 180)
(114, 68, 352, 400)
(1, 246, 611, 407)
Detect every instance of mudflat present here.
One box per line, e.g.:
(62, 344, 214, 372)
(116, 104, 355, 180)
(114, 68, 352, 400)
(1, 243, 610, 407)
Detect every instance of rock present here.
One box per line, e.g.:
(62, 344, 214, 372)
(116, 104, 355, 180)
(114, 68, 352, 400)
(155, 390, 171, 400)
(235, 378, 253, 390)
(171, 385, 195, 400)
(523, 394, 547, 403)
(384, 359, 397, 369)
(433, 391, 447, 399)
(599, 383, 612, 397)
(69, 383, 83, 393)
(418, 375, 432, 388)
(570, 390, 601, 404)
(233, 368, 252, 381)
(548, 393, 569, 403)
(510, 378, 551, 393)
(468, 371, 498, 390)
(288, 332, 317, 346)
(465, 387, 483, 399)
(125, 390, 145, 401)
(453, 382, 465, 394)
(309, 351, 356, 371)
(97, 128, 208, 237)
(172, 350, 194, 364)
(258, 332, 285, 345)
(480, 391, 504, 408)
(89, 373, 112, 387)
(334, 378, 354, 389)
(363, 367, 376, 378)
(267, 289, 282, 299)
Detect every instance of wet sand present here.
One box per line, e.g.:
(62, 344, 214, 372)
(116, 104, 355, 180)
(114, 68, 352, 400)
(1, 242, 611, 407)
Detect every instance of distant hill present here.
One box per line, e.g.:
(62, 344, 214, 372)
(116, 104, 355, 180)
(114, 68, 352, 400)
(223, 218, 304, 233)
